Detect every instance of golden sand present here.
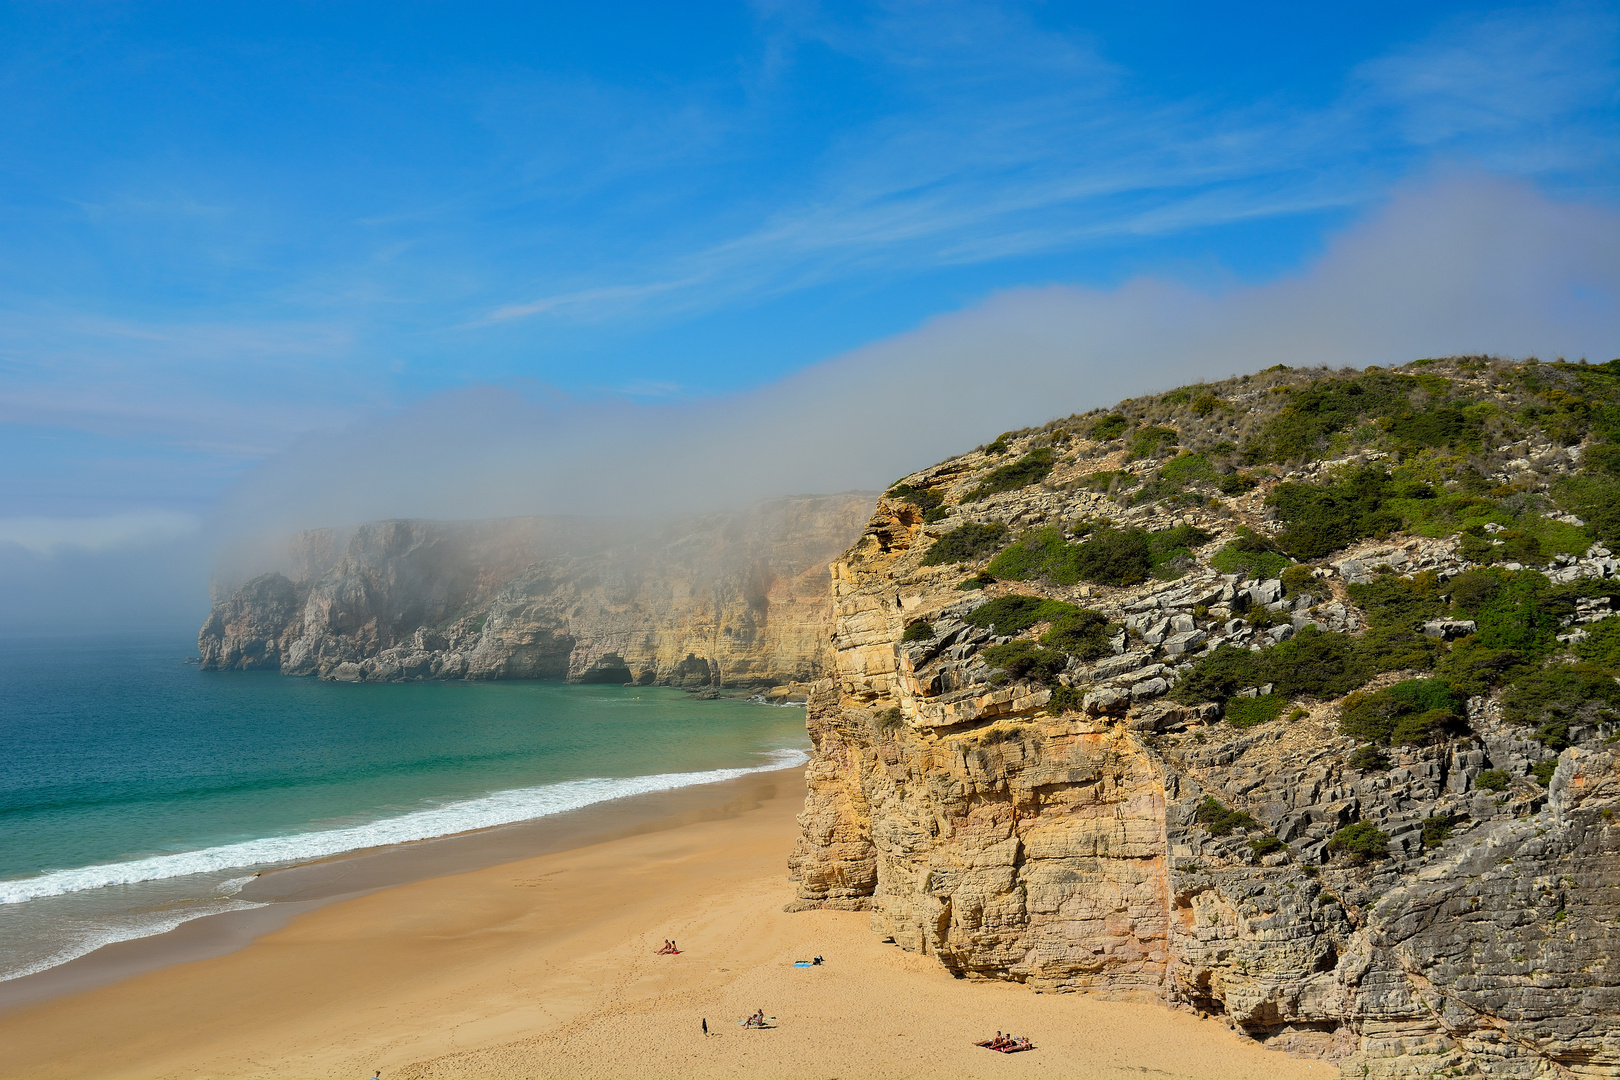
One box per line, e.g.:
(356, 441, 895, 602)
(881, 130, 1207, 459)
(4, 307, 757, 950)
(0, 775, 1325, 1080)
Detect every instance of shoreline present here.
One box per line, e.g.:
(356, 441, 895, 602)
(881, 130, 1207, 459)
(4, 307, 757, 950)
(0, 765, 798, 1015)
(0, 766, 1327, 1080)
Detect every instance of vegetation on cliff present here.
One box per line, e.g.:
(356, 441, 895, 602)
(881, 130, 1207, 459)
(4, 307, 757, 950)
(899, 355, 1620, 766)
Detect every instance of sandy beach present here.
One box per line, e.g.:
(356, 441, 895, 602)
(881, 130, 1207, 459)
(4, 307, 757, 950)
(0, 770, 1325, 1080)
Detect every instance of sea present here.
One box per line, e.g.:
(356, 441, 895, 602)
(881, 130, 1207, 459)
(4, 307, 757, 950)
(0, 630, 810, 985)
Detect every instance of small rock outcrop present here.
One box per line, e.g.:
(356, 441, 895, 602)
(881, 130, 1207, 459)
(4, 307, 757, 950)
(199, 494, 872, 687)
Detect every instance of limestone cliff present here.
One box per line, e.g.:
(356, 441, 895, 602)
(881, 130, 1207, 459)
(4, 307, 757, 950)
(199, 494, 873, 687)
(790, 358, 1620, 1077)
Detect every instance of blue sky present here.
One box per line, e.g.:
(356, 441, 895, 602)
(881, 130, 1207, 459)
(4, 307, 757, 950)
(1, 0, 1617, 548)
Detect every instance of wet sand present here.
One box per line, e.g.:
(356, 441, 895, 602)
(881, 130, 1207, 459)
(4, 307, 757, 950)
(0, 771, 1326, 1080)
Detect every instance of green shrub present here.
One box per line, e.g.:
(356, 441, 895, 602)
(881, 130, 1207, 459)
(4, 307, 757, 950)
(1557, 472, 1620, 545)
(1267, 626, 1372, 700)
(1210, 527, 1290, 581)
(963, 594, 1118, 665)
(1338, 678, 1466, 746)
(1148, 524, 1213, 581)
(902, 621, 935, 643)
(1531, 759, 1559, 786)
(966, 448, 1056, 500)
(1435, 638, 1525, 696)
(1475, 768, 1511, 791)
(963, 594, 1081, 635)
(1079, 469, 1139, 494)
(1195, 796, 1260, 837)
(1447, 568, 1505, 612)
(1047, 684, 1084, 713)
(1216, 470, 1260, 495)
(981, 640, 1069, 684)
(1129, 426, 1179, 460)
(1171, 644, 1268, 706)
(1349, 744, 1390, 771)
(920, 522, 1010, 566)
(1251, 370, 1417, 462)
(887, 484, 945, 514)
(1192, 393, 1224, 416)
(1249, 835, 1286, 857)
(1268, 466, 1402, 560)
(1073, 523, 1155, 585)
(1348, 571, 1448, 630)
(987, 525, 1086, 584)
(1354, 623, 1441, 674)
(1089, 414, 1128, 441)
(956, 571, 996, 591)
(1040, 608, 1118, 661)
(1571, 617, 1620, 670)
(1327, 821, 1389, 862)
(988, 522, 1209, 587)
(1279, 565, 1315, 597)
(1421, 814, 1454, 847)
(1160, 452, 1217, 487)
(1225, 693, 1286, 728)
(1502, 663, 1620, 748)
(875, 706, 904, 732)
(1384, 404, 1484, 452)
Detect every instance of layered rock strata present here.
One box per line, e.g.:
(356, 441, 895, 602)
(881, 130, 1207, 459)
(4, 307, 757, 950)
(199, 494, 872, 686)
(790, 373, 1620, 1076)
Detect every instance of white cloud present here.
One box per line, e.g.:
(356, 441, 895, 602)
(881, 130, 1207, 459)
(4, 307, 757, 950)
(476, 5, 1619, 325)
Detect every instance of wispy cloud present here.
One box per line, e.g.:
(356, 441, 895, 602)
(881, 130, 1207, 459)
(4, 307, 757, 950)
(483, 278, 699, 323)
(471, 4, 1617, 325)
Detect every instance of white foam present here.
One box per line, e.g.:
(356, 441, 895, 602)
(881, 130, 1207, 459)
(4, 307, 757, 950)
(0, 747, 808, 906)
(0, 899, 269, 983)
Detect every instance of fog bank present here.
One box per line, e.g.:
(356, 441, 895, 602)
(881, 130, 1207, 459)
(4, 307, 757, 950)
(4, 172, 1615, 631)
(212, 173, 1616, 545)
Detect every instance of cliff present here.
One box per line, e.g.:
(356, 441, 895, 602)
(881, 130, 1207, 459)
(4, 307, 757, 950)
(199, 494, 873, 687)
(789, 357, 1620, 1077)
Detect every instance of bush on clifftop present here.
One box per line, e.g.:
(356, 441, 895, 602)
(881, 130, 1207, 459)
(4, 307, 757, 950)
(920, 522, 1009, 566)
(965, 448, 1056, 500)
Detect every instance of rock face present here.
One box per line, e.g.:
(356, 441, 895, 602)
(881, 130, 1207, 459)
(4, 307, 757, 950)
(199, 494, 873, 686)
(789, 363, 1620, 1076)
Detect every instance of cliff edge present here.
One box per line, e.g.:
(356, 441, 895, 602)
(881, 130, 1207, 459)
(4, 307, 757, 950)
(790, 357, 1620, 1077)
(199, 494, 873, 687)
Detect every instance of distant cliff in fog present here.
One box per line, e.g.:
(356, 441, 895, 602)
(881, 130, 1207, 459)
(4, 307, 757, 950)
(199, 494, 874, 688)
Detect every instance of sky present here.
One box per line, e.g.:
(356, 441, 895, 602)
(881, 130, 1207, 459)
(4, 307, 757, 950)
(1, 1, 1617, 627)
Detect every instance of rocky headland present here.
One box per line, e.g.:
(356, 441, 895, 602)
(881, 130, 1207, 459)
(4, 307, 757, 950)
(199, 494, 873, 689)
(789, 357, 1620, 1077)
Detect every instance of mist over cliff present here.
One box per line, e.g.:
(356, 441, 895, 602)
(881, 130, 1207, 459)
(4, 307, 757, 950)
(200, 495, 875, 690)
(210, 175, 1618, 545)
(5, 174, 1616, 634)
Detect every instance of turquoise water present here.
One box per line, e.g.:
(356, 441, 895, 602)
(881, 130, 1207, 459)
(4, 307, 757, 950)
(0, 631, 808, 980)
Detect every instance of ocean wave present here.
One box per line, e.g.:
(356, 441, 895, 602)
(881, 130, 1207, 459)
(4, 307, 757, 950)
(0, 747, 808, 906)
(0, 897, 270, 983)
